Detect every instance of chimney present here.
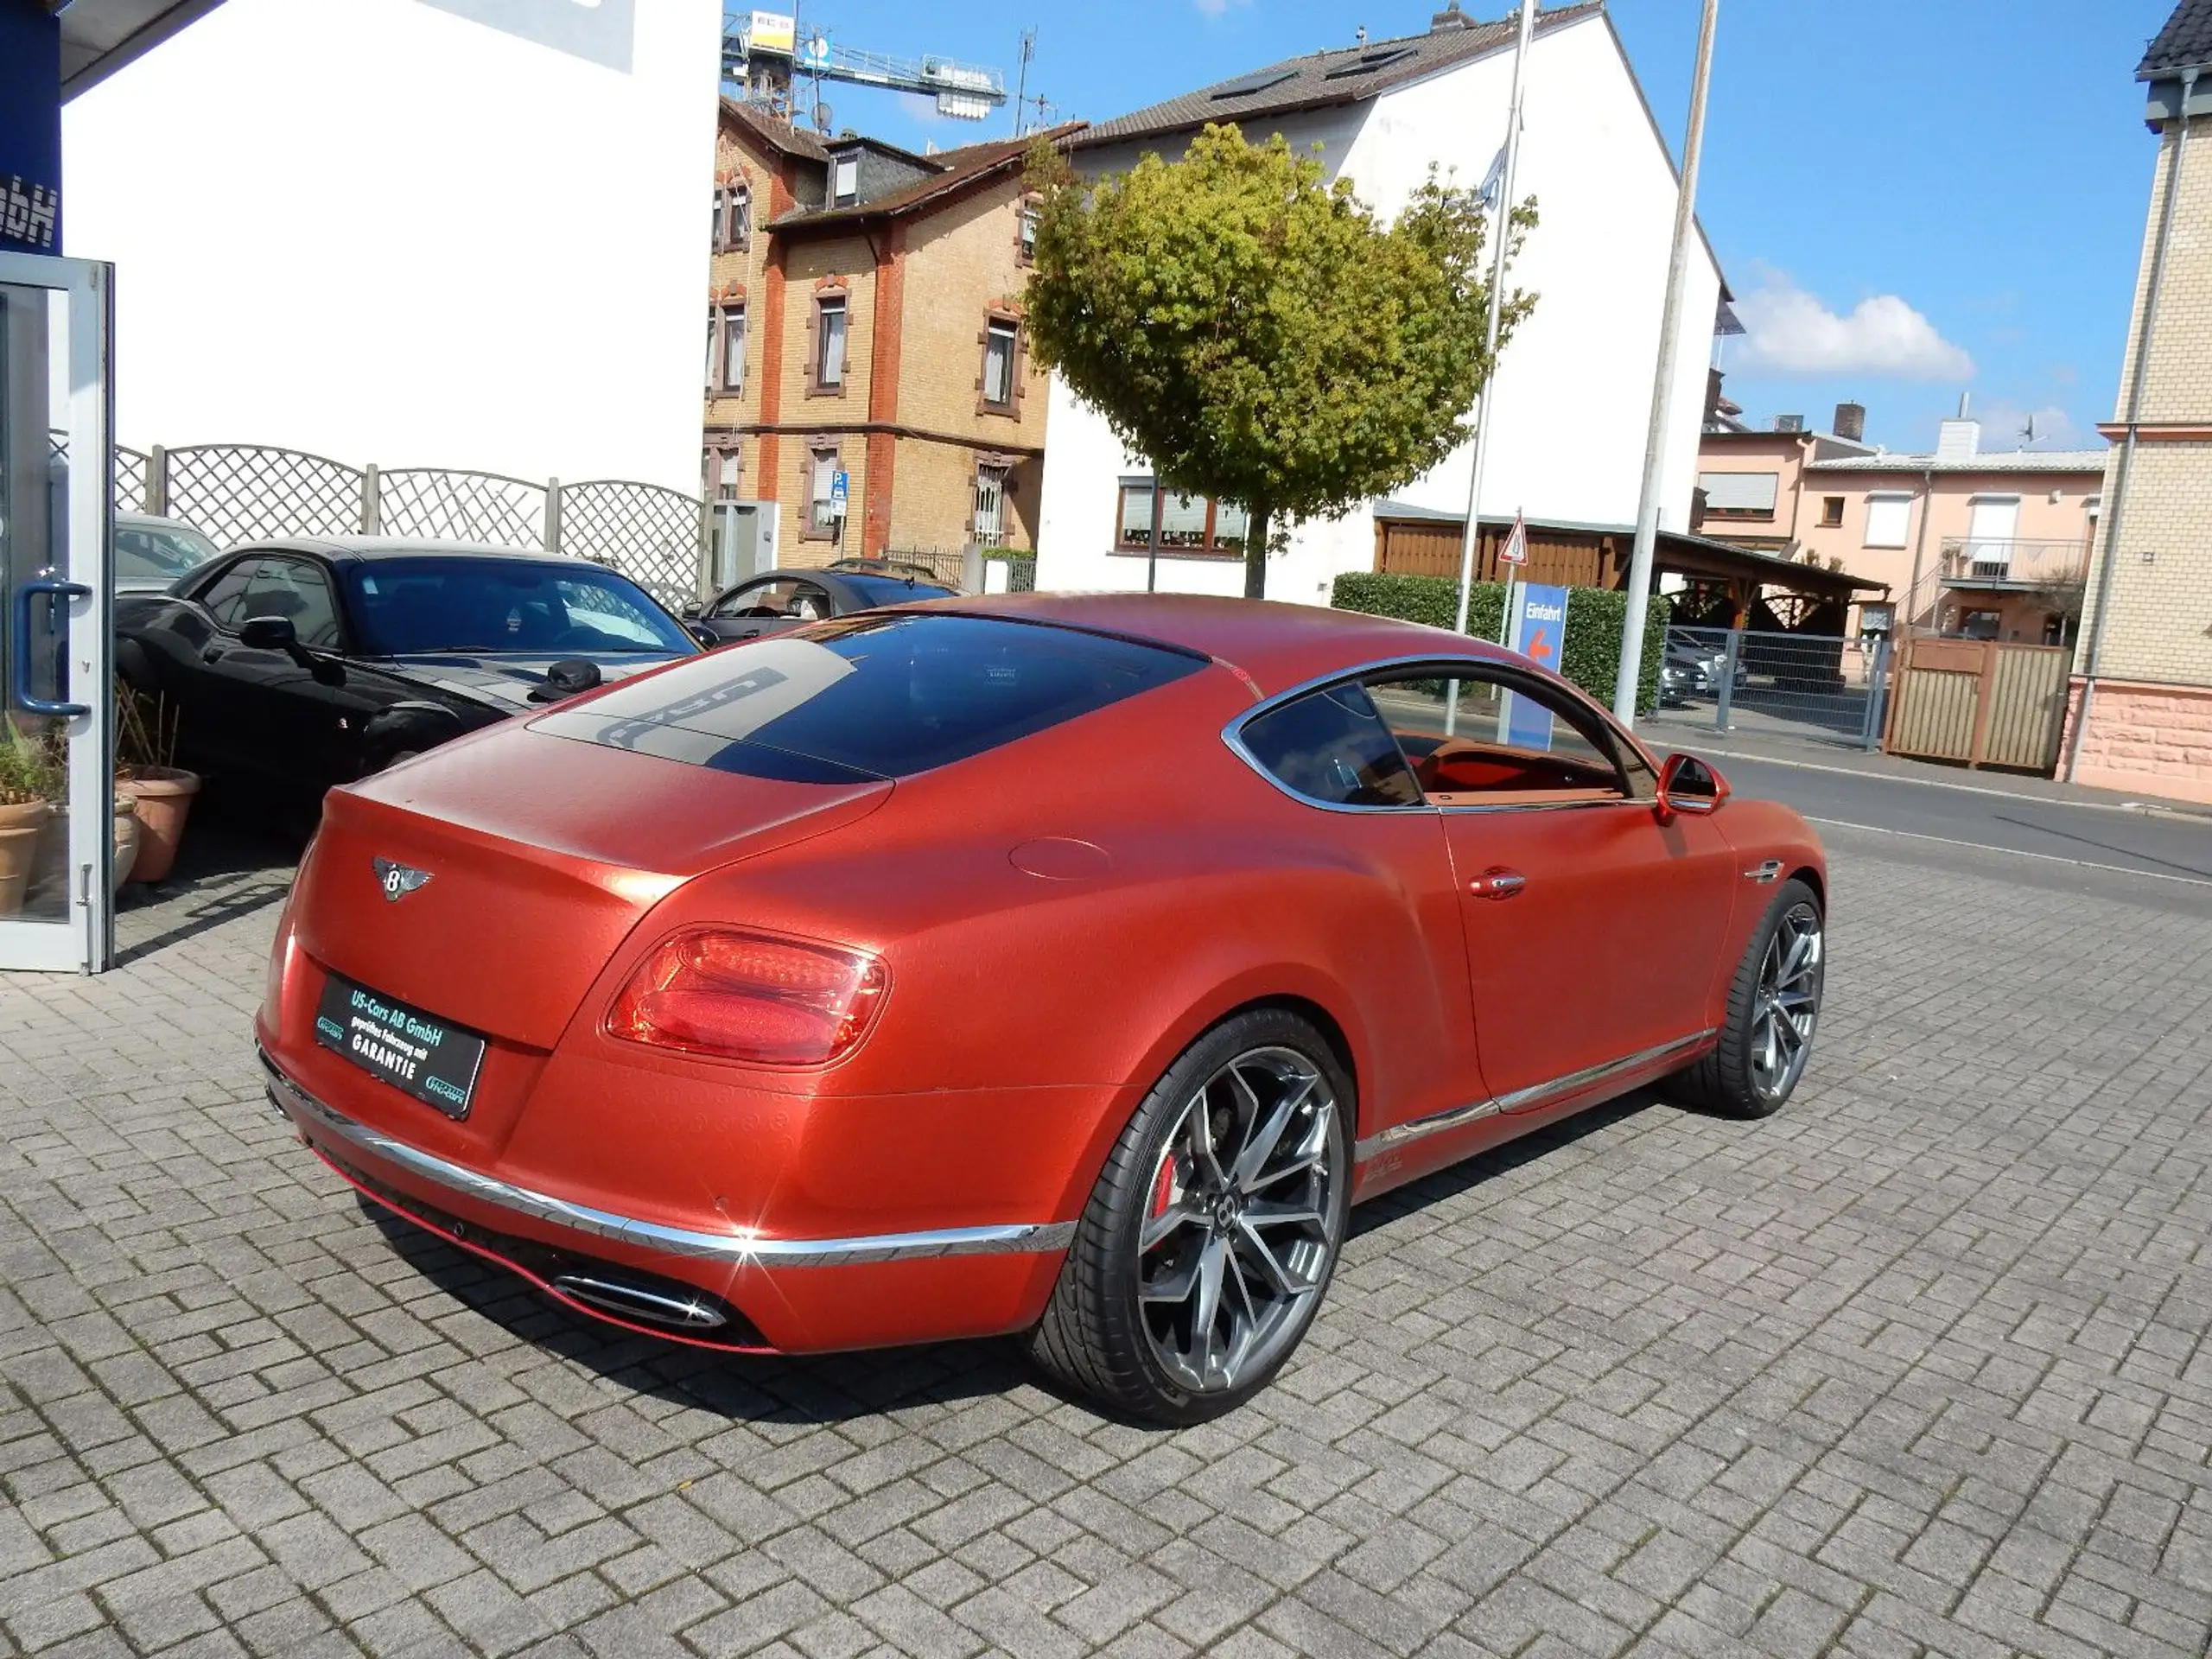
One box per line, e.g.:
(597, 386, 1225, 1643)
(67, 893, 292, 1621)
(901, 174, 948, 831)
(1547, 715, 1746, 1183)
(1430, 1, 1471, 30)
(1774, 413, 1805, 433)
(1833, 402, 1866, 443)
(1936, 417, 1980, 461)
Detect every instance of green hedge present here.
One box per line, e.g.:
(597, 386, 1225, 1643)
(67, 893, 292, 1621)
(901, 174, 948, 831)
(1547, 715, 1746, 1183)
(1329, 571, 1672, 715)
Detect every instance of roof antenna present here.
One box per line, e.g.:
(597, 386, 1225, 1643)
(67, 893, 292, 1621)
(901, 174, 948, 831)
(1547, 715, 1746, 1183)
(1356, 26, 1368, 46)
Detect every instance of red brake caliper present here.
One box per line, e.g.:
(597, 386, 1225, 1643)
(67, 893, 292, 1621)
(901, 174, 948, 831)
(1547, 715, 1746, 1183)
(1148, 1154, 1175, 1234)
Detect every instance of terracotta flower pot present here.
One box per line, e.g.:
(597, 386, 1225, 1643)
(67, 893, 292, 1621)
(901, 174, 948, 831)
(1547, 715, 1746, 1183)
(0, 799, 48, 914)
(112, 797, 141, 896)
(118, 766, 200, 884)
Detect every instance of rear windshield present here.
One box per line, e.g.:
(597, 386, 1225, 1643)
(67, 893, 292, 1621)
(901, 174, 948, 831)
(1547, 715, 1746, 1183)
(532, 613, 1202, 782)
(839, 573, 955, 606)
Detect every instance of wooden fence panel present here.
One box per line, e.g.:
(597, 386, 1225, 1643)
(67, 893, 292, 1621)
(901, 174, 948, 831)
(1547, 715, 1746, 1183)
(1884, 635, 2071, 772)
(1985, 645, 2071, 771)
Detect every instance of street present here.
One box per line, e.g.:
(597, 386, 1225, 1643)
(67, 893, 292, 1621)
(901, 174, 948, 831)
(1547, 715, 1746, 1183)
(4, 777, 2211, 1656)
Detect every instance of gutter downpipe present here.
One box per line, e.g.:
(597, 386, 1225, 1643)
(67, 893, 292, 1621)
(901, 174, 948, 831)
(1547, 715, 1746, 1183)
(1903, 463, 1935, 629)
(2067, 67, 2196, 781)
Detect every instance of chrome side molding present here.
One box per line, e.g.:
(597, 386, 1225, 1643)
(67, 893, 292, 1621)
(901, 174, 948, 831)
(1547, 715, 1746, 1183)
(259, 1052, 1077, 1268)
(1354, 1030, 1717, 1163)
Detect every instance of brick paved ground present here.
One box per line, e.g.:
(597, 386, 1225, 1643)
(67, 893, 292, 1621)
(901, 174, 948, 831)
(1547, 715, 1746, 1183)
(3, 823, 2212, 1657)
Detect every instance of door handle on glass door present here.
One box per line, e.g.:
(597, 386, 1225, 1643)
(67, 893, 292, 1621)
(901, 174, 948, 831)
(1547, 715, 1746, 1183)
(1470, 868, 1526, 899)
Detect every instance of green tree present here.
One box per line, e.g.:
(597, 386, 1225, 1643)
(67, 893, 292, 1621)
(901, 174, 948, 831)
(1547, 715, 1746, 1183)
(1026, 124, 1534, 599)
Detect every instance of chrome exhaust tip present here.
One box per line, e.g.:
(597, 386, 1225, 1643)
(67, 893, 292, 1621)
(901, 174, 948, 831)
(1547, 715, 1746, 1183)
(550, 1272, 728, 1332)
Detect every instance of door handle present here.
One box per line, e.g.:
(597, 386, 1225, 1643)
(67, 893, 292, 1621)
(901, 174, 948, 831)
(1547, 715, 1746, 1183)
(10, 578, 92, 716)
(1469, 867, 1527, 900)
(201, 646, 226, 664)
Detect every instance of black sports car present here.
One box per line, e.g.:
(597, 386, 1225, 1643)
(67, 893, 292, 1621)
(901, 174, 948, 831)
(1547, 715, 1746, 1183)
(682, 558, 956, 645)
(116, 538, 701, 798)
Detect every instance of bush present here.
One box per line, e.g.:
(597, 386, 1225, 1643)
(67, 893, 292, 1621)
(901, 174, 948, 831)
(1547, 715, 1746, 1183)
(1329, 571, 1671, 715)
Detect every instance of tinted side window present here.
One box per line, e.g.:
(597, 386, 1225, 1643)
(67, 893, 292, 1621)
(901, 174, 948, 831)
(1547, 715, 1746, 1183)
(241, 558, 341, 649)
(195, 559, 263, 632)
(1368, 671, 1626, 801)
(1239, 683, 1422, 809)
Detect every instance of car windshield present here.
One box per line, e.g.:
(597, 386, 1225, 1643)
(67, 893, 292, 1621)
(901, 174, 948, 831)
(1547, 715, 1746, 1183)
(116, 523, 219, 582)
(340, 557, 695, 657)
(838, 574, 955, 606)
(533, 613, 1203, 782)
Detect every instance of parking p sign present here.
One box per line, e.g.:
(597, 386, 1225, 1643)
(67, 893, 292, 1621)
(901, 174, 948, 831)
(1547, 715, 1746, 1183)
(829, 470, 849, 518)
(1503, 583, 1569, 750)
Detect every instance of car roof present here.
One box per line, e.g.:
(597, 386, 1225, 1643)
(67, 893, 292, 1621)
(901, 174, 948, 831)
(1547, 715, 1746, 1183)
(117, 512, 207, 531)
(225, 537, 594, 566)
(902, 593, 1523, 698)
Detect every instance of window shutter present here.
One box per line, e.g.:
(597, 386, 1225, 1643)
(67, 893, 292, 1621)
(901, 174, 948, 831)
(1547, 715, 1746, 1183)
(1694, 472, 1778, 513)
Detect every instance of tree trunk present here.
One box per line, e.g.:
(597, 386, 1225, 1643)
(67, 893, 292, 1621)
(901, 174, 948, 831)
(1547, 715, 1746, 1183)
(1243, 503, 1271, 600)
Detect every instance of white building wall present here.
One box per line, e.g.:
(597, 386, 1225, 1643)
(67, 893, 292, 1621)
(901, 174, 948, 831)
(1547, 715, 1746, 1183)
(61, 0, 723, 495)
(1035, 12, 1720, 604)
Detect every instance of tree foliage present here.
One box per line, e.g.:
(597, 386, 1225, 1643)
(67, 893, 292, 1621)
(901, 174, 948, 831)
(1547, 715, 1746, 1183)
(1025, 124, 1535, 597)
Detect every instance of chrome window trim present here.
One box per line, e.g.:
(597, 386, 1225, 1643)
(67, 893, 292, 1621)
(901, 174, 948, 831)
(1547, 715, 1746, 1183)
(261, 1052, 1076, 1268)
(1221, 652, 1646, 817)
(1353, 1029, 1716, 1163)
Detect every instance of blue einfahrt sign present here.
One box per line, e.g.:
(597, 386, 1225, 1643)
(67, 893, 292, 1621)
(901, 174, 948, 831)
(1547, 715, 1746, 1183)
(1503, 583, 1569, 751)
(0, 3, 62, 254)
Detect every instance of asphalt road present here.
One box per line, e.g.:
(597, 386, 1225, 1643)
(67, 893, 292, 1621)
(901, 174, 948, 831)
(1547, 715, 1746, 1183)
(1684, 747, 2212, 915)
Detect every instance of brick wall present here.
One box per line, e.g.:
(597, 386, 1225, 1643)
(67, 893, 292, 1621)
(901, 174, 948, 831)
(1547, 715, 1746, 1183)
(2082, 111, 2212, 693)
(701, 130, 772, 496)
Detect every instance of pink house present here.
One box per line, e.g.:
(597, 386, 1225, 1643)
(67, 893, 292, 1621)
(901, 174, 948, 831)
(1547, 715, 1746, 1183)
(1695, 403, 2106, 643)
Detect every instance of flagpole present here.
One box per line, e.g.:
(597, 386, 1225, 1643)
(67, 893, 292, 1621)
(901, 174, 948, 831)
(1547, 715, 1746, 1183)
(1450, 0, 1536, 645)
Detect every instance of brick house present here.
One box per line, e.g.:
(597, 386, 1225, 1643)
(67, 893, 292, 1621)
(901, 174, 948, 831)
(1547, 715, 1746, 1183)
(700, 102, 1078, 566)
(2060, 1, 2212, 804)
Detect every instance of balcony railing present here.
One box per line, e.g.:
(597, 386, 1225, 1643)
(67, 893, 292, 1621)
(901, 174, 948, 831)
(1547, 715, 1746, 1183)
(1938, 537, 2088, 589)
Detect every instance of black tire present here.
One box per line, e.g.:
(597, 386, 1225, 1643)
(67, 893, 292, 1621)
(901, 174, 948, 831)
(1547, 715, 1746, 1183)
(1677, 877, 1825, 1119)
(1030, 1007, 1353, 1425)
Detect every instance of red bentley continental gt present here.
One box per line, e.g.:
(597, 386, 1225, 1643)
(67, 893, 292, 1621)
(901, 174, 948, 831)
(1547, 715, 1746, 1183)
(257, 595, 1826, 1421)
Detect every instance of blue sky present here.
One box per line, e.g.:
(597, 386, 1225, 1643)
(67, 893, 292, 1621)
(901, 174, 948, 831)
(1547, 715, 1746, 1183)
(772, 0, 2174, 456)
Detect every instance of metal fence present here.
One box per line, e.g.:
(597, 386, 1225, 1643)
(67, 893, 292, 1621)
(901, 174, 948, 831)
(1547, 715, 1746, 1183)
(1647, 626, 1893, 751)
(110, 442, 709, 609)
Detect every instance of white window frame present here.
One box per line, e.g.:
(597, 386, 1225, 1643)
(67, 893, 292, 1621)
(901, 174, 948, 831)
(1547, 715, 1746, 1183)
(721, 304, 747, 395)
(982, 320, 1017, 408)
(832, 155, 859, 206)
(1863, 493, 1913, 550)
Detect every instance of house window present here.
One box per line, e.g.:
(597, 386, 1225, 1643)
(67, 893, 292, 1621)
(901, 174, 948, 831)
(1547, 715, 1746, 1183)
(702, 446, 742, 502)
(981, 319, 1018, 410)
(1694, 471, 1778, 520)
(712, 187, 727, 250)
(1114, 478, 1246, 556)
(729, 183, 750, 251)
(721, 305, 747, 394)
(815, 295, 848, 391)
(832, 154, 859, 207)
(973, 463, 1009, 547)
(1820, 496, 1845, 528)
(1864, 493, 1913, 549)
(1017, 203, 1039, 264)
(705, 312, 718, 391)
(806, 445, 842, 537)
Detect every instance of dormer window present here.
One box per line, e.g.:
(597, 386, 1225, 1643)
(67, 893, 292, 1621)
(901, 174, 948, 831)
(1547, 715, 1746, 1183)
(832, 153, 859, 207)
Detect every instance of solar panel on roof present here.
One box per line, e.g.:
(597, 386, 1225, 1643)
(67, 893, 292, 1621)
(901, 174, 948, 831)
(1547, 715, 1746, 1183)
(1323, 46, 1416, 79)
(1209, 67, 1297, 99)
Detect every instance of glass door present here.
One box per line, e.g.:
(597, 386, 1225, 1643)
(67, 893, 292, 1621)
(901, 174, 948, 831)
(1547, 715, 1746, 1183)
(0, 252, 115, 973)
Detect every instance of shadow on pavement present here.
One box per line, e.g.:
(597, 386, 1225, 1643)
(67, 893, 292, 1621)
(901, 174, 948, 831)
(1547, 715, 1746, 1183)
(114, 787, 302, 967)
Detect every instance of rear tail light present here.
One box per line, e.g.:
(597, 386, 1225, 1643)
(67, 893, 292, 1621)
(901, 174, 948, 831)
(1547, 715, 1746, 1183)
(607, 928, 887, 1065)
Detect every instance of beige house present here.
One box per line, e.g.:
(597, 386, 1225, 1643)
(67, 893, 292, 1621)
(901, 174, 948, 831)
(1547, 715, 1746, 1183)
(2062, 0, 2212, 804)
(701, 103, 1077, 566)
(1695, 403, 2105, 643)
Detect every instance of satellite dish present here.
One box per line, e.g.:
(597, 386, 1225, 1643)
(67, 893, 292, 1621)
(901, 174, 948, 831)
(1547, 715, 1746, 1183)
(812, 100, 833, 131)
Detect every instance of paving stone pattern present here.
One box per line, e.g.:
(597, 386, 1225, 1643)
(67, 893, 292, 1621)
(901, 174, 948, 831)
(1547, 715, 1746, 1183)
(3, 841, 2211, 1657)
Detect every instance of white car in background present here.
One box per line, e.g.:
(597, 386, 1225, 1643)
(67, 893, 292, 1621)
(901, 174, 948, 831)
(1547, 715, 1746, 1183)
(115, 513, 223, 595)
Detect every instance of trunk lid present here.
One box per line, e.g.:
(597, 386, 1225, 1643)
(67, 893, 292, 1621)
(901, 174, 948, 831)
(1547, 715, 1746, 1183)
(291, 721, 891, 1050)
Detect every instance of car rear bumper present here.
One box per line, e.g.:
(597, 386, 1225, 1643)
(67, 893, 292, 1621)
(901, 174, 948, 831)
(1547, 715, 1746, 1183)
(260, 1049, 1077, 1353)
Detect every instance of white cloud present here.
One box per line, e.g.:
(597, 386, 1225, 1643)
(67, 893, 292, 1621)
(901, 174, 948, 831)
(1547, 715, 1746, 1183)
(1194, 0, 1249, 16)
(1730, 269, 1974, 382)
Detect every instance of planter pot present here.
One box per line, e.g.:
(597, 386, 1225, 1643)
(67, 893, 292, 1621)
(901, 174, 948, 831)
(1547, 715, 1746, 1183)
(112, 797, 141, 897)
(0, 800, 48, 915)
(117, 766, 200, 884)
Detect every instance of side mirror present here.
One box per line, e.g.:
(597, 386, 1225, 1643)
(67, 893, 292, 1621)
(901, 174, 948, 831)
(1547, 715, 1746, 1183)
(1656, 753, 1729, 822)
(689, 625, 719, 649)
(238, 614, 297, 652)
(678, 600, 703, 620)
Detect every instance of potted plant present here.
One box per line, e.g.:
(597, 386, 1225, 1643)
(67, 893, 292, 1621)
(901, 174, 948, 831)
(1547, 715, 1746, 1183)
(115, 681, 200, 884)
(0, 722, 56, 915)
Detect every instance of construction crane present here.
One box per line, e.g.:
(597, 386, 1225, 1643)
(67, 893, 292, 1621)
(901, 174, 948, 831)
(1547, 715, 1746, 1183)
(724, 9, 1007, 133)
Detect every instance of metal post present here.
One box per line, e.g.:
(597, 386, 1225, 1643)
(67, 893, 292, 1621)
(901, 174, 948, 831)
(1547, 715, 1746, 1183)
(1860, 633, 1892, 751)
(1450, 0, 1535, 641)
(1613, 0, 1719, 726)
(543, 477, 563, 552)
(1713, 630, 1738, 732)
(359, 462, 380, 534)
(145, 444, 167, 515)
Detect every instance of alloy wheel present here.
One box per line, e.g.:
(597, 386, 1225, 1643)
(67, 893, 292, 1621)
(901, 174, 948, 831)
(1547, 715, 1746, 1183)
(1751, 901, 1822, 1101)
(1136, 1046, 1344, 1395)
